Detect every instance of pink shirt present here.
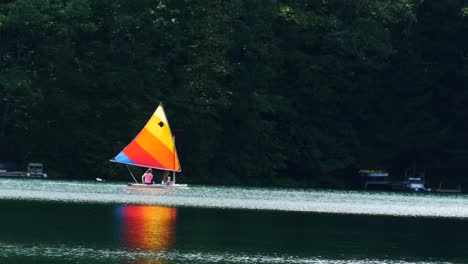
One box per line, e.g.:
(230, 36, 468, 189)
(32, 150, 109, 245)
(143, 173, 153, 184)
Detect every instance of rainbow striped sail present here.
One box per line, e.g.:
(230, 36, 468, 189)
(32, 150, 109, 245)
(111, 103, 181, 172)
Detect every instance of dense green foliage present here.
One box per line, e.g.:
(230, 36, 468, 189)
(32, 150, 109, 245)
(1, 0, 467, 187)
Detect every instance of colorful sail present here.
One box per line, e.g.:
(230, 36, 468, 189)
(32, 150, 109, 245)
(111, 104, 181, 172)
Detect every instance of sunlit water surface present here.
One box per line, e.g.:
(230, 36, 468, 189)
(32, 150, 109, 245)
(0, 178, 467, 264)
(0, 178, 467, 217)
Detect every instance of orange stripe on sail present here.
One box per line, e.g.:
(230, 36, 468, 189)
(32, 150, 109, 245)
(135, 128, 179, 171)
(122, 140, 163, 168)
(144, 114, 173, 150)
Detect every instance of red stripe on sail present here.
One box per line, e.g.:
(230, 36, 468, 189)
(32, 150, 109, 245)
(122, 140, 164, 168)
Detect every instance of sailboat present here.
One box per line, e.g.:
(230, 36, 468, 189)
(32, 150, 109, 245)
(110, 103, 187, 189)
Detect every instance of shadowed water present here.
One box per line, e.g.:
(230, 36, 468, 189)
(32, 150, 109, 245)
(0, 178, 467, 263)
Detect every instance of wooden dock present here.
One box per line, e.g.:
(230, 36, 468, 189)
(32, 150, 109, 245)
(0, 171, 28, 177)
(0, 170, 46, 178)
(0, 163, 48, 178)
(435, 183, 461, 193)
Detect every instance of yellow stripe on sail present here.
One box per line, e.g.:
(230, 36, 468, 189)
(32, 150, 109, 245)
(155, 106, 169, 125)
(144, 107, 174, 151)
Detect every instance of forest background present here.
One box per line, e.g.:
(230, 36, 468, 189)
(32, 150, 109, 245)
(1, 0, 467, 188)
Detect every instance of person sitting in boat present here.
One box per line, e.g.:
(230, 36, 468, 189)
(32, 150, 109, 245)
(161, 171, 171, 185)
(142, 168, 154, 185)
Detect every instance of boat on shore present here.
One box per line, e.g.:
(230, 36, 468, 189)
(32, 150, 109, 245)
(361, 169, 433, 192)
(403, 176, 430, 192)
(359, 169, 391, 189)
(110, 102, 186, 189)
(388, 169, 430, 192)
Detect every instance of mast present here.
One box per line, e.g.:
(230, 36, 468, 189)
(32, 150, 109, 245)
(173, 135, 176, 184)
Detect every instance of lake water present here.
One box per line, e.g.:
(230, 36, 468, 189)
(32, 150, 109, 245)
(0, 178, 467, 263)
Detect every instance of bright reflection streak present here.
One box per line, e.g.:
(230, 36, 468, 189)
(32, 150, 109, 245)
(116, 205, 177, 251)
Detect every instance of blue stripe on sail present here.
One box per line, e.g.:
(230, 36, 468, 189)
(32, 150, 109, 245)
(113, 152, 135, 165)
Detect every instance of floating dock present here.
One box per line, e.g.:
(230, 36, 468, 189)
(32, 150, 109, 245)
(435, 183, 461, 193)
(0, 171, 27, 177)
(0, 171, 47, 178)
(0, 163, 48, 178)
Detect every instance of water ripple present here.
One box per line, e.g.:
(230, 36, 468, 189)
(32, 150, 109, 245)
(0, 178, 467, 218)
(0, 242, 448, 264)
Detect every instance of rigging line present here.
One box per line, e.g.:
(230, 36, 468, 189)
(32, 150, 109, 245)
(126, 165, 138, 183)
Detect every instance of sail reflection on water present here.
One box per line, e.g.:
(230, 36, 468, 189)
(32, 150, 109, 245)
(115, 205, 177, 251)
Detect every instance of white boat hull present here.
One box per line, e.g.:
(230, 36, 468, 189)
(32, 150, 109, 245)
(126, 183, 188, 189)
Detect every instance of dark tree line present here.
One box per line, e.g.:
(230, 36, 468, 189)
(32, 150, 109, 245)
(1, 0, 467, 188)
